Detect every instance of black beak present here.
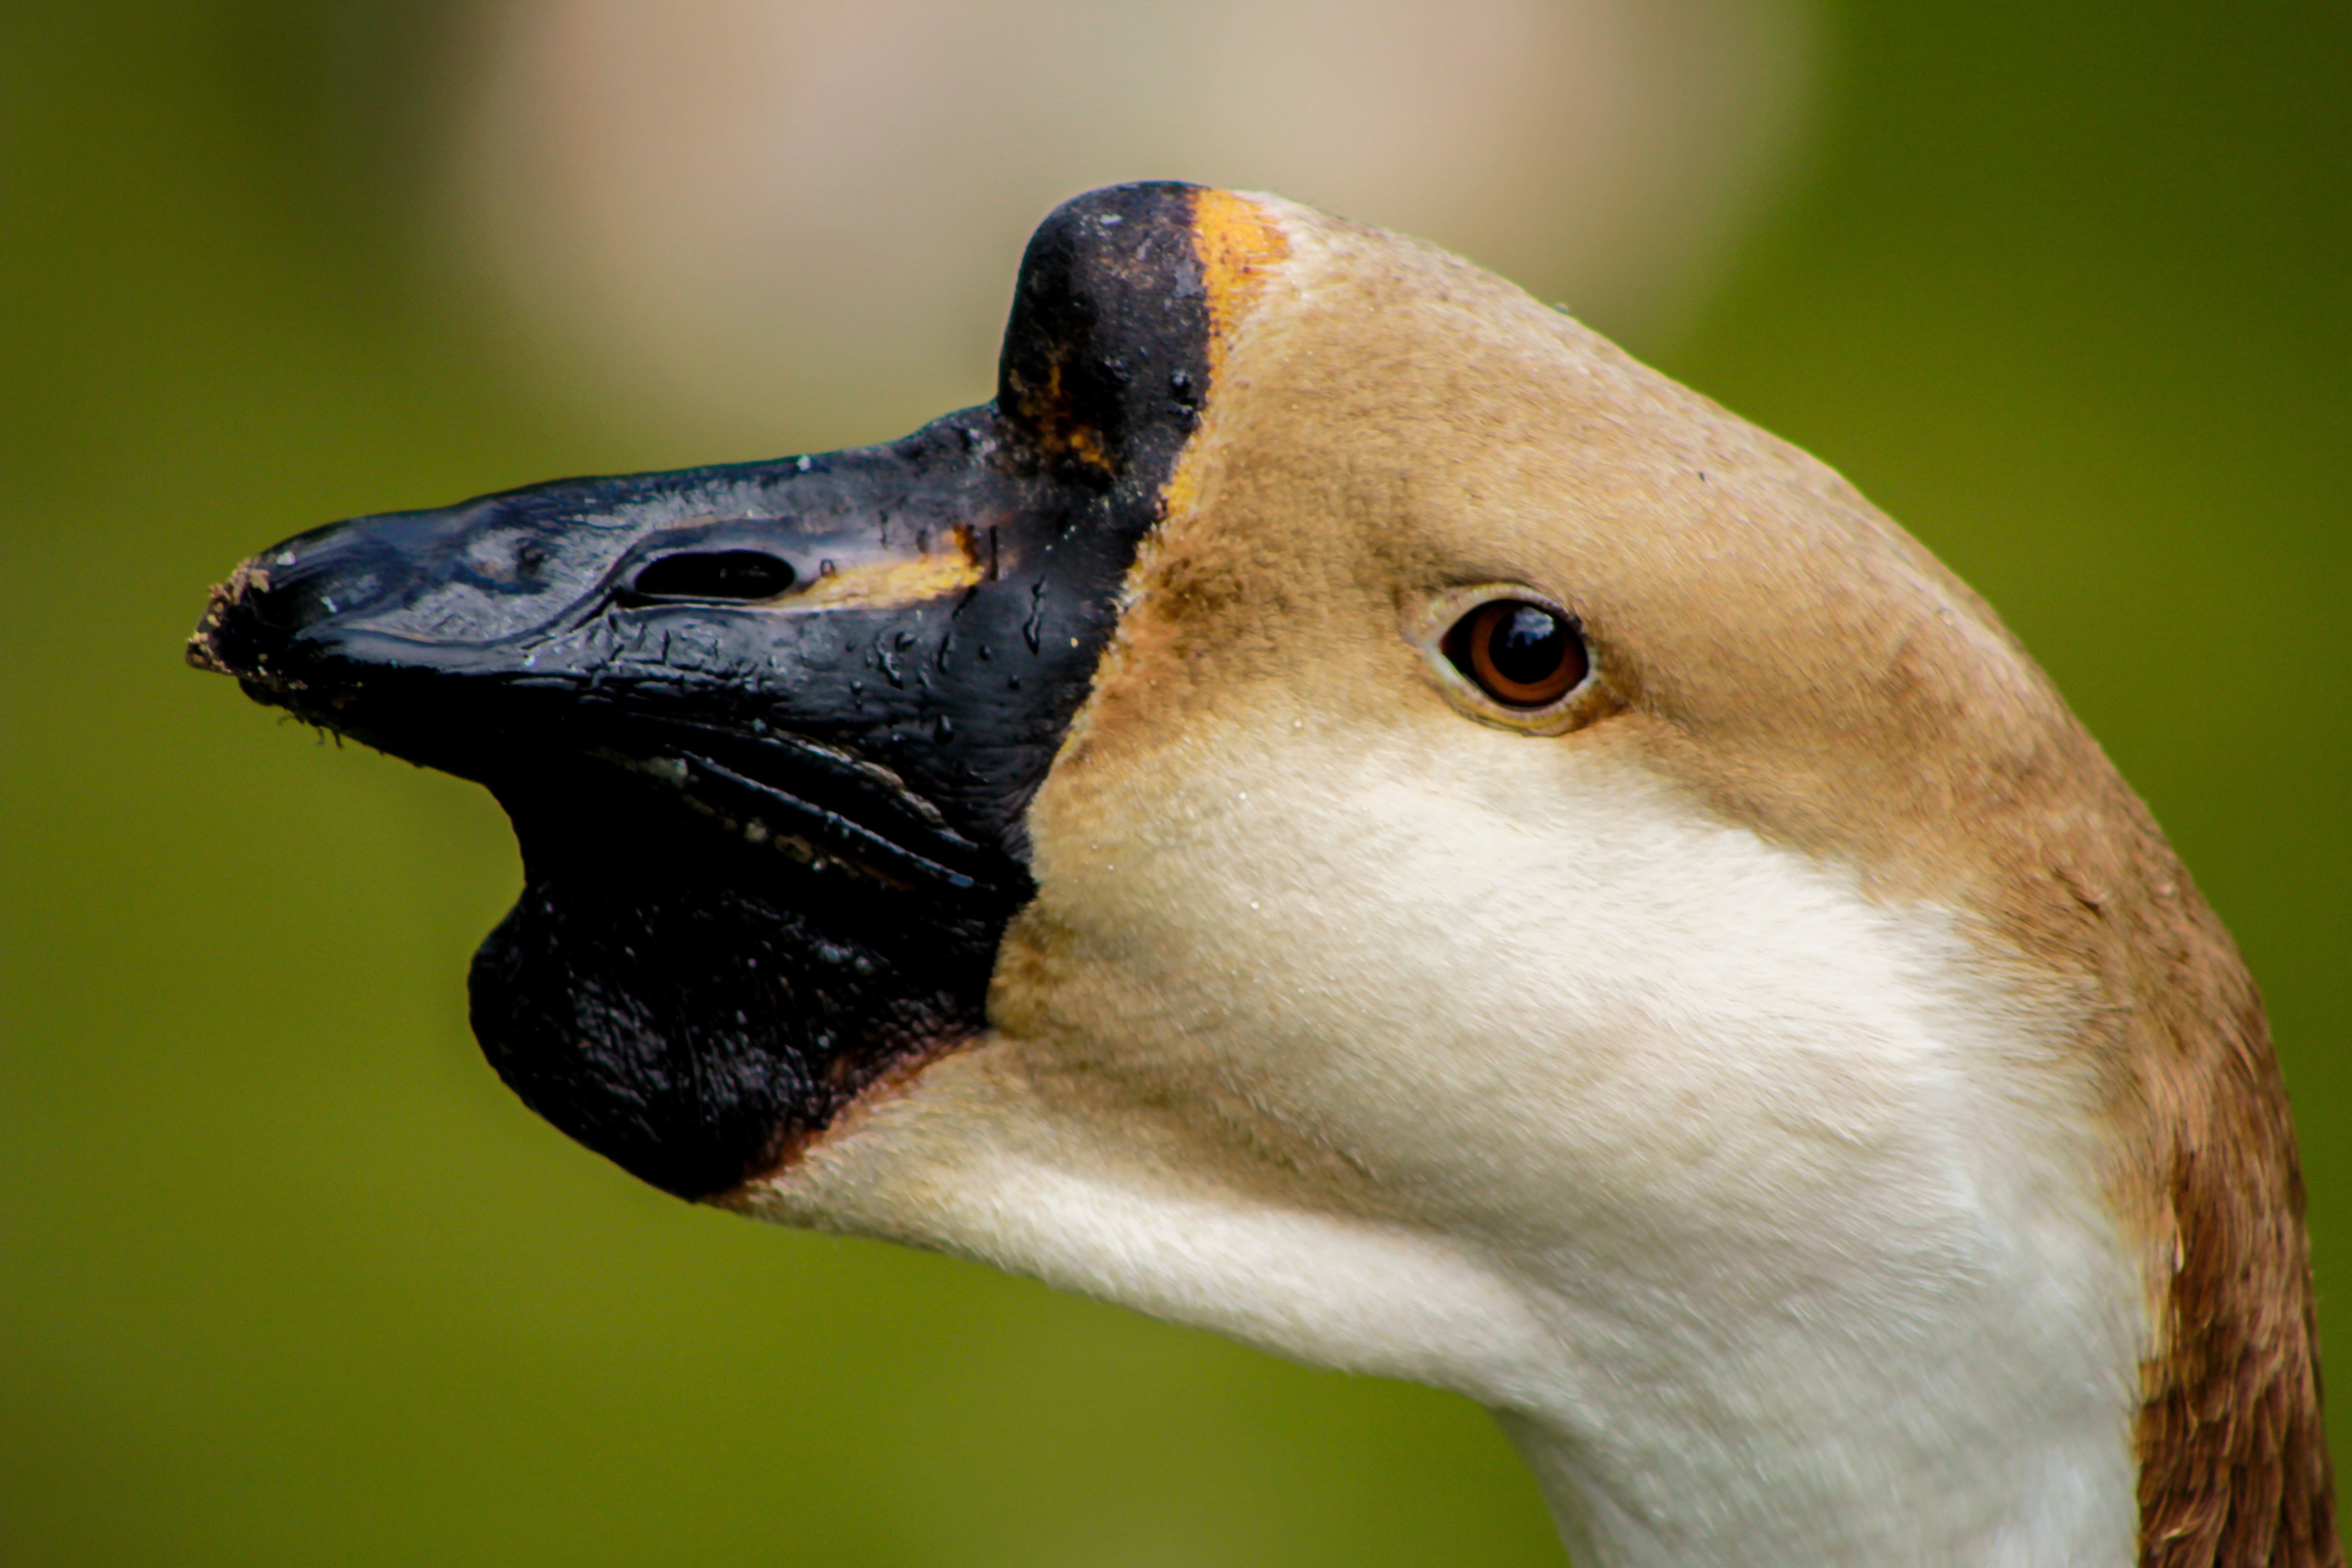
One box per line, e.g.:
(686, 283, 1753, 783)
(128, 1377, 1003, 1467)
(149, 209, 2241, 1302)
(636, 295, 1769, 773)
(190, 182, 1221, 1200)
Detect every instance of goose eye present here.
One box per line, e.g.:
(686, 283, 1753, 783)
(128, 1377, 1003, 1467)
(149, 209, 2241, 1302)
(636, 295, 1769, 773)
(627, 550, 796, 603)
(1444, 600, 1587, 707)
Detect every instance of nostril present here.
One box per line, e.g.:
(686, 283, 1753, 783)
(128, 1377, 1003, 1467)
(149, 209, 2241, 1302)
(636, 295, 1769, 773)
(627, 550, 796, 603)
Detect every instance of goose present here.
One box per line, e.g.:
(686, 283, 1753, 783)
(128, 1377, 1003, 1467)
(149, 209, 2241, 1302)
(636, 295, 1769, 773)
(190, 182, 2332, 1568)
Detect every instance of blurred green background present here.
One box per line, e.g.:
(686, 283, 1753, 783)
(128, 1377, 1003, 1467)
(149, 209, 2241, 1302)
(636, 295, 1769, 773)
(4, 2, 2345, 1564)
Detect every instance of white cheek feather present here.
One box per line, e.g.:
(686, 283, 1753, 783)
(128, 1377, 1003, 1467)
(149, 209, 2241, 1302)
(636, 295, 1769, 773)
(760, 714, 2147, 1568)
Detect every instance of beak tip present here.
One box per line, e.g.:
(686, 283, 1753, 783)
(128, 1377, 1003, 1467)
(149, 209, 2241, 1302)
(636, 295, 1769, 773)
(186, 575, 245, 676)
(184, 632, 231, 675)
(187, 559, 285, 680)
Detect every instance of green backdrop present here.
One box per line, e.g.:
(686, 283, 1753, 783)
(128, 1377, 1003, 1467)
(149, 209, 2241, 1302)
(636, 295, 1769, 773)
(5, 3, 2346, 1563)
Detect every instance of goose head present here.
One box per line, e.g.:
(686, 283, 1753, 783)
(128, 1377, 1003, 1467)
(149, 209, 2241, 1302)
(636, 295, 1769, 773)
(191, 183, 2331, 1568)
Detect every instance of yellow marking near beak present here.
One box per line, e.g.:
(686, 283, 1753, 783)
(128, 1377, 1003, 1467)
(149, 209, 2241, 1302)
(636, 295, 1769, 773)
(1191, 188, 1290, 369)
(785, 528, 984, 611)
(1161, 189, 1290, 521)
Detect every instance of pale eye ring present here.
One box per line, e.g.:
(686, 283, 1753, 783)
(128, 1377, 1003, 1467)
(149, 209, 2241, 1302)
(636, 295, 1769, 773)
(1442, 599, 1588, 707)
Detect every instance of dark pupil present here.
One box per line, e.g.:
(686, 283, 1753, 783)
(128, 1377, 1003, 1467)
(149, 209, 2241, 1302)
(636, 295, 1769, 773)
(1489, 605, 1565, 683)
(631, 550, 795, 602)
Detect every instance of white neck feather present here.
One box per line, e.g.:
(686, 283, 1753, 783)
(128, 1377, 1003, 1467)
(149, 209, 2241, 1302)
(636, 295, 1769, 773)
(754, 736, 2149, 1566)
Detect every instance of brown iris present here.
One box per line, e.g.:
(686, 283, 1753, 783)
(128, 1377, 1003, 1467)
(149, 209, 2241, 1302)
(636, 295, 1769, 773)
(1444, 600, 1588, 707)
